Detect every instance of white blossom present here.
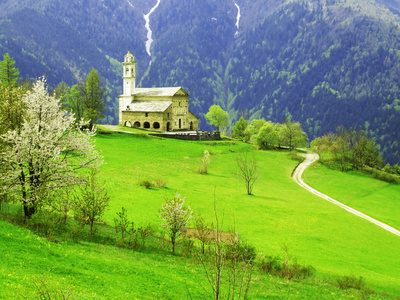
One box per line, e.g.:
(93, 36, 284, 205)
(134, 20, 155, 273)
(160, 193, 193, 254)
(0, 78, 101, 217)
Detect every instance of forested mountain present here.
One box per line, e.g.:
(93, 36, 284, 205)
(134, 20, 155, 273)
(0, 0, 400, 163)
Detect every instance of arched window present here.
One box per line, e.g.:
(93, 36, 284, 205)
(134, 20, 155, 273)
(153, 122, 160, 129)
(166, 122, 170, 131)
(144, 122, 150, 129)
(134, 121, 141, 128)
(126, 68, 129, 75)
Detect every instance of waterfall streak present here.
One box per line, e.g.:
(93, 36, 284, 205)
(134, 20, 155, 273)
(234, 2, 241, 35)
(126, 0, 134, 8)
(144, 0, 161, 56)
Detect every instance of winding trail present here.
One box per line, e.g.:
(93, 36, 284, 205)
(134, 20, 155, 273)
(293, 152, 400, 237)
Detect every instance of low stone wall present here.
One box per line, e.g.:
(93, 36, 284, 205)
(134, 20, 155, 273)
(149, 131, 221, 141)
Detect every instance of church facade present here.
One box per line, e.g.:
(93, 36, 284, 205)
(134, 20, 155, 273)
(119, 51, 199, 132)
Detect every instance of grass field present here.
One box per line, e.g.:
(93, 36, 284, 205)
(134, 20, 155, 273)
(1, 219, 375, 299)
(94, 131, 400, 296)
(1, 130, 400, 298)
(303, 163, 400, 231)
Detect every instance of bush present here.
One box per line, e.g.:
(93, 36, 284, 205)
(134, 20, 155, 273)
(139, 178, 154, 189)
(154, 177, 167, 188)
(258, 250, 315, 280)
(225, 239, 256, 263)
(197, 150, 210, 175)
(370, 169, 398, 183)
(337, 275, 366, 290)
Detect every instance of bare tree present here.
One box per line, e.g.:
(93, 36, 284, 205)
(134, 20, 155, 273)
(235, 154, 260, 195)
(193, 213, 213, 254)
(200, 197, 253, 299)
(160, 193, 192, 254)
(73, 170, 109, 237)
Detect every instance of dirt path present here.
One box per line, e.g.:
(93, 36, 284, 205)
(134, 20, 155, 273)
(293, 152, 400, 237)
(99, 125, 131, 133)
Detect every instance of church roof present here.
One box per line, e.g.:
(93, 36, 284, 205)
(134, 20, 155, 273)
(127, 100, 172, 112)
(133, 87, 187, 97)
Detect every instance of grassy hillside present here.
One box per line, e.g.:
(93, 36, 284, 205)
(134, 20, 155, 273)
(94, 130, 400, 295)
(1, 218, 375, 299)
(1, 130, 400, 298)
(303, 163, 400, 231)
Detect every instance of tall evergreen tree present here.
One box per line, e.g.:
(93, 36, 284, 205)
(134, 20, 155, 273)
(0, 53, 20, 87)
(79, 68, 107, 128)
(65, 85, 84, 122)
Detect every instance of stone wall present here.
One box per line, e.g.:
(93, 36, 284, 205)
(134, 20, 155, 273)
(149, 131, 221, 141)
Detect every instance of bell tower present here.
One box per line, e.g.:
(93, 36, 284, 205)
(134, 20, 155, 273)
(123, 51, 136, 96)
(119, 51, 136, 124)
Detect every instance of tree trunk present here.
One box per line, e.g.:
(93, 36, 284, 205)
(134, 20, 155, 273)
(171, 234, 176, 254)
(23, 204, 35, 219)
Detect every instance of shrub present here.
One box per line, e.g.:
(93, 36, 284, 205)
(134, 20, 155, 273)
(258, 248, 315, 280)
(197, 149, 210, 174)
(337, 275, 366, 290)
(370, 169, 398, 183)
(225, 239, 257, 264)
(154, 177, 167, 188)
(139, 178, 154, 189)
(137, 223, 155, 248)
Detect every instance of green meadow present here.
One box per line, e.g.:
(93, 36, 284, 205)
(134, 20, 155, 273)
(1, 129, 400, 298)
(304, 163, 400, 231)
(95, 131, 400, 294)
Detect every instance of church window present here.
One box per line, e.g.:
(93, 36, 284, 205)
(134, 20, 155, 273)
(153, 122, 160, 129)
(145, 113, 149, 117)
(126, 68, 129, 75)
(144, 122, 150, 129)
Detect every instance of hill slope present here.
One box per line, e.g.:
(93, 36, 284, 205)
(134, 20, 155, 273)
(0, 0, 399, 163)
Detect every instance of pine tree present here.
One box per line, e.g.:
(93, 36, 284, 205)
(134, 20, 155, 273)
(79, 68, 108, 128)
(0, 53, 20, 87)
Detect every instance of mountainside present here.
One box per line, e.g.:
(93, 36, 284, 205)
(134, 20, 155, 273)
(0, 0, 400, 163)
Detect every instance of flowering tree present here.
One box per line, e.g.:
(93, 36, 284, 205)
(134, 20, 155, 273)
(160, 193, 193, 254)
(0, 78, 101, 218)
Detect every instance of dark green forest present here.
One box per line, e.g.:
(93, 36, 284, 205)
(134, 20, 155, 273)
(0, 0, 399, 163)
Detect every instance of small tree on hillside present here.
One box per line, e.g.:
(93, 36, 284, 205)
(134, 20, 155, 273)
(160, 193, 193, 254)
(0, 53, 20, 87)
(232, 117, 248, 140)
(280, 118, 308, 150)
(205, 105, 230, 132)
(198, 149, 211, 174)
(235, 154, 260, 195)
(74, 169, 110, 237)
(256, 121, 279, 150)
(79, 68, 108, 128)
(0, 82, 25, 135)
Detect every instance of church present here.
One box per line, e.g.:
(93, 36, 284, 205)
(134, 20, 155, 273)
(119, 51, 199, 132)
